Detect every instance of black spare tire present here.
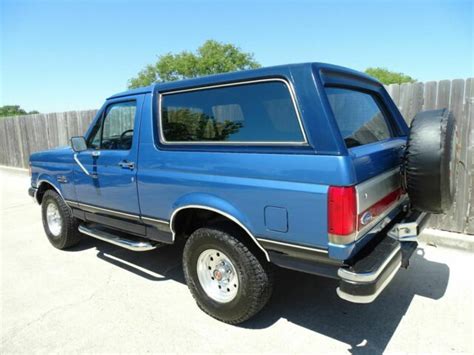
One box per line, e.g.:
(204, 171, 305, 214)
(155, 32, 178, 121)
(404, 108, 457, 213)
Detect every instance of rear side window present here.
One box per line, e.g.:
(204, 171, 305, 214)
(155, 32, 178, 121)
(326, 88, 392, 148)
(159, 81, 305, 143)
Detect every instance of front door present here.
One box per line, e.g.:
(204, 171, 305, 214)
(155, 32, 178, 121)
(73, 96, 143, 216)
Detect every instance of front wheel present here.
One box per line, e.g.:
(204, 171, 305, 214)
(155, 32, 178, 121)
(41, 189, 81, 249)
(183, 226, 273, 324)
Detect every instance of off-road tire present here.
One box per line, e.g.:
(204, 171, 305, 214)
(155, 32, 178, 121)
(183, 226, 273, 324)
(41, 189, 81, 249)
(404, 109, 457, 214)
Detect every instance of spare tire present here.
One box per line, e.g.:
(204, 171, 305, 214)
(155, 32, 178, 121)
(404, 108, 457, 214)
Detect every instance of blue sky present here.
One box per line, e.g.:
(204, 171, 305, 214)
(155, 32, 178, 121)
(1, 0, 472, 113)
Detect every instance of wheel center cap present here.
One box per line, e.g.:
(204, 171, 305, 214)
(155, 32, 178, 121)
(213, 269, 223, 281)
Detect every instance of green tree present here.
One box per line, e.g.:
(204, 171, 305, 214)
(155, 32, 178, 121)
(128, 40, 261, 88)
(0, 105, 39, 117)
(364, 67, 416, 85)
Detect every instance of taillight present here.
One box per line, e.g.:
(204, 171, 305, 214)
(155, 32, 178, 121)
(328, 183, 403, 245)
(328, 186, 357, 243)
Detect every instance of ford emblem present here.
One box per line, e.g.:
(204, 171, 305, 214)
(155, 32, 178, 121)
(360, 211, 373, 225)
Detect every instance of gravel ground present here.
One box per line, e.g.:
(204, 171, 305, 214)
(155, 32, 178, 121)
(1, 167, 473, 354)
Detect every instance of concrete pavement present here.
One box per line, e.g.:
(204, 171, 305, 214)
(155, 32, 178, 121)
(1, 167, 473, 354)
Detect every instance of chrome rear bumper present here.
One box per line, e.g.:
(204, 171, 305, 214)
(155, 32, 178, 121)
(336, 210, 430, 304)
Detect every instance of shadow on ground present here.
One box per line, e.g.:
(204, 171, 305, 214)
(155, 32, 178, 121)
(70, 238, 450, 354)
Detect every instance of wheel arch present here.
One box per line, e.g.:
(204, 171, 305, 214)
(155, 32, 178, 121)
(35, 178, 63, 204)
(170, 194, 270, 261)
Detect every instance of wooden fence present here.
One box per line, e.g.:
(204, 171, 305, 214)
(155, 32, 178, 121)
(385, 79, 474, 234)
(0, 78, 473, 234)
(0, 110, 97, 168)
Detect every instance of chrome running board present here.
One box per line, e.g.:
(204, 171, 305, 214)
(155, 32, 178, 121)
(78, 225, 158, 251)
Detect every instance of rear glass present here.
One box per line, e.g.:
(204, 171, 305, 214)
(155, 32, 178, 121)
(160, 81, 305, 143)
(326, 88, 392, 148)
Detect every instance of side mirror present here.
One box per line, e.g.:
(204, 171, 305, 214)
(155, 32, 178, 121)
(70, 136, 87, 152)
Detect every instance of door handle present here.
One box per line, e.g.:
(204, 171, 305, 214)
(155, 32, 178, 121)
(118, 160, 135, 170)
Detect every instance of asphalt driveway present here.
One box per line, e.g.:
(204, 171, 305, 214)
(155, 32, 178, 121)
(0, 167, 472, 354)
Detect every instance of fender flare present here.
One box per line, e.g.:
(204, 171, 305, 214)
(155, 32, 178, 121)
(170, 193, 270, 261)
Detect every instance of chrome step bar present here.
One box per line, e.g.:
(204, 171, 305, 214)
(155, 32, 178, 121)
(78, 225, 158, 251)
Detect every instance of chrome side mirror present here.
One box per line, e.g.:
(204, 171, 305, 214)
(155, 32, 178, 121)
(70, 136, 87, 152)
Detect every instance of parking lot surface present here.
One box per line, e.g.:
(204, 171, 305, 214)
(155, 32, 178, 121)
(1, 167, 473, 354)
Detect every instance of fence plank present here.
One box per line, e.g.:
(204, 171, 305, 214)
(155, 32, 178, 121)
(464, 78, 474, 234)
(423, 81, 438, 110)
(450, 79, 467, 231)
(411, 82, 424, 120)
(386, 84, 400, 106)
(17, 116, 31, 168)
(0, 119, 7, 166)
(398, 83, 413, 121)
(56, 112, 69, 147)
(437, 80, 451, 109)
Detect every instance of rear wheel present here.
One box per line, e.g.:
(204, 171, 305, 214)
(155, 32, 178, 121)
(41, 189, 81, 249)
(183, 226, 273, 324)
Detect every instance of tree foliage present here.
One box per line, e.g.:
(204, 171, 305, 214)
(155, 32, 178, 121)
(0, 105, 39, 118)
(364, 67, 416, 85)
(128, 40, 261, 88)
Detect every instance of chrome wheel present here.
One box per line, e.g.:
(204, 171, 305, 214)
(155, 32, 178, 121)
(46, 202, 62, 237)
(197, 249, 239, 303)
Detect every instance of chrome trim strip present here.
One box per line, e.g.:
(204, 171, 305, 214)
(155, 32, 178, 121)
(78, 225, 157, 251)
(356, 168, 400, 212)
(338, 244, 401, 283)
(73, 153, 92, 177)
(141, 216, 170, 225)
(69, 201, 141, 221)
(336, 262, 400, 304)
(170, 205, 270, 261)
(158, 78, 308, 146)
(65, 200, 171, 226)
(357, 195, 409, 239)
(64, 199, 79, 208)
(328, 231, 357, 245)
(256, 238, 328, 254)
(35, 179, 64, 204)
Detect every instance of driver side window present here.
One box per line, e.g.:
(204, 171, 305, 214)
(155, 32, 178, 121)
(88, 101, 137, 150)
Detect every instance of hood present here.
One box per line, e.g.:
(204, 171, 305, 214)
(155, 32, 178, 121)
(29, 146, 73, 163)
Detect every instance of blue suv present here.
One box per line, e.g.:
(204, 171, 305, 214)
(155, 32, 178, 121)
(28, 63, 456, 324)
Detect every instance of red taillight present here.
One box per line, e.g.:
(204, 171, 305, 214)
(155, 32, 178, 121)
(328, 186, 357, 239)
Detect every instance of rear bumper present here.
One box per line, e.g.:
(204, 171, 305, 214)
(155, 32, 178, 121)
(337, 237, 405, 303)
(336, 211, 430, 303)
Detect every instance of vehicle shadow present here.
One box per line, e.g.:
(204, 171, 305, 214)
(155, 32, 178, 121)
(69, 237, 187, 283)
(70, 239, 450, 354)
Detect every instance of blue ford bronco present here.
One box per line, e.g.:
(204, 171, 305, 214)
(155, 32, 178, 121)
(28, 63, 457, 324)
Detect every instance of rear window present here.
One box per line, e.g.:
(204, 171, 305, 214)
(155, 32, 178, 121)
(160, 81, 305, 144)
(326, 88, 393, 148)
